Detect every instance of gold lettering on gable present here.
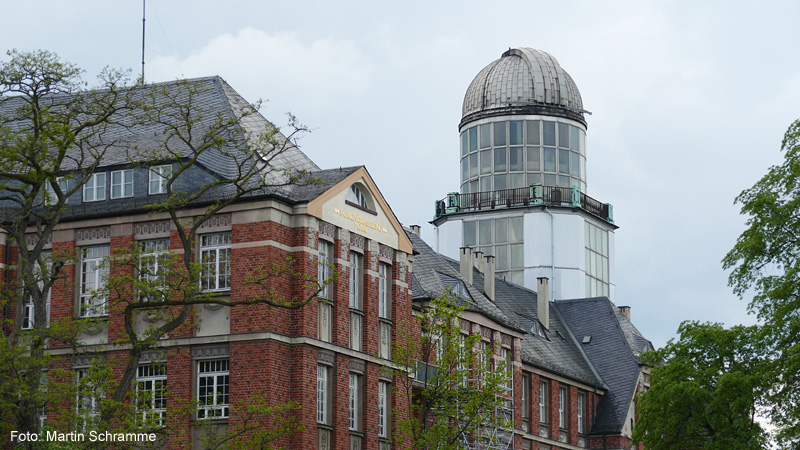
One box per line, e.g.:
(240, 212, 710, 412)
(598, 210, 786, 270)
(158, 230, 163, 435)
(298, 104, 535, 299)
(333, 208, 388, 234)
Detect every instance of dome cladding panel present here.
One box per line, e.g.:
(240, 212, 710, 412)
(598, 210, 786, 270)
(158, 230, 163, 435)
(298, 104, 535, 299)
(462, 48, 584, 120)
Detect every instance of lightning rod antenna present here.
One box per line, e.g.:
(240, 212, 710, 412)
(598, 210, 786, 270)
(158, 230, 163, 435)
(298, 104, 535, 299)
(141, 0, 146, 82)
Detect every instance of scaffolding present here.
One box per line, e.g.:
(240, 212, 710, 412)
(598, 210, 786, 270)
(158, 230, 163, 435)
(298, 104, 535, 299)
(459, 374, 515, 450)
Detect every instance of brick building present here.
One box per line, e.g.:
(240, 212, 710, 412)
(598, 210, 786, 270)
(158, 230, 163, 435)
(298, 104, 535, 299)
(1, 77, 414, 449)
(2, 50, 654, 450)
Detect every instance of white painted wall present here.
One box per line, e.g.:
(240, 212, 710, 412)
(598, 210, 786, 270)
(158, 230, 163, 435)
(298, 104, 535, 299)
(433, 207, 616, 301)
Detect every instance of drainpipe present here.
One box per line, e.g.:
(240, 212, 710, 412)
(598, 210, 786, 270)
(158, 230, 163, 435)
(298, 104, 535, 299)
(544, 207, 555, 301)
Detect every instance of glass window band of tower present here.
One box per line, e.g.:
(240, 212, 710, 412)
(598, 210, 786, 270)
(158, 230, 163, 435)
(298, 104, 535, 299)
(460, 119, 586, 194)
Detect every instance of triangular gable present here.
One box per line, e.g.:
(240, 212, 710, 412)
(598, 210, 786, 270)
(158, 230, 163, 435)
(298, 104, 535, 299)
(306, 167, 413, 254)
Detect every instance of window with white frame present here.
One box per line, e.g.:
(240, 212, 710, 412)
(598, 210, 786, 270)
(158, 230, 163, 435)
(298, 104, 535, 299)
(76, 368, 100, 431)
(136, 364, 167, 426)
(140, 239, 169, 300)
(21, 251, 52, 330)
(378, 381, 390, 439)
(318, 241, 333, 343)
(348, 373, 361, 431)
(585, 221, 610, 297)
(110, 169, 134, 199)
(378, 263, 390, 319)
(501, 347, 512, 392)
(317, 365, 330, 424)
(44, 177, 68, 206)
(540, 380, 548, 424)
(149, 165, 172, 195)
(83, 173, 106, 202)
(559, 386, 567, 429)
(577, 391, 586, 434)
(379, 322, 391, 359)
(349, 256, 363, 350)
(79, 246, 109, 317)
(197, 359, 229, 419)
(200, 233, 231, 291)
(318, 241, 332, 300)
(521, 373, 530, 422)
(346, 184, 372, 210)
(349, 252, 362, 309)
(463, 216, 524, 284)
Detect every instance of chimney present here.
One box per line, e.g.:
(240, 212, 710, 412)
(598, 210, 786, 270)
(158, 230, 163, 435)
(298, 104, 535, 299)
(409, 225, 421, 236)
(460, 247, 473, 284)
(537, 277, 550, 329)
(484, 255, 495, 301)
(618, 306, 631, 320)
(472, 250, 484, 273)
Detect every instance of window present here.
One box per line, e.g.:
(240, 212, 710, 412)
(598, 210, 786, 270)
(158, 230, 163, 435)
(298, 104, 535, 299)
(501, 347, 512, 392)
(585, 222, 610, 297)
(349, 252, 363, 351)
(461, 119, 585, 193)
(44, 177, 68, 205)
(319, 301, 332, 343)
(577, 391, 586, 434)
(346, 184, 371, 210)
(149, 165, 172, 194)
(79, 246, 109, 317)
(379, 263, 392, 359)
(200, 233, 231, 291)
(21, 251, 51, 330)
(559, 386, 567, 429)
(349, 252, 362, 309)
(318, 241, 332, 300)
(317, 365, 330, 424)
(348, 373, 361, 431)
(76, 369, 100, 431)
(110, 169, 133, 199)
(521, 373, 530, 421)
(197, 359, 229, 419)
(378, 381, 390, 438)
(378, 264, 390, 319)
(463, 217, 524, 284)
(136, 364, 166, 426)
(83, 173, 106, 202)
(539, 380, 548, 424)
(140, 239, 169, 300)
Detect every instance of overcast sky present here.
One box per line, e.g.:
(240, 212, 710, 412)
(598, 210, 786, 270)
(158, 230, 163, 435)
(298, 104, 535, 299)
(4, 0, 800, 348)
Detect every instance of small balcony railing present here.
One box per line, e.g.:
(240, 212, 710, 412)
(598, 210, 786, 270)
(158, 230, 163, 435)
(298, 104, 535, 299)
(434, 185, 613, 223)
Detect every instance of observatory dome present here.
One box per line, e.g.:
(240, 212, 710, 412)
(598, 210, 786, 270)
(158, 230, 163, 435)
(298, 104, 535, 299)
(461, 48, 585, 127)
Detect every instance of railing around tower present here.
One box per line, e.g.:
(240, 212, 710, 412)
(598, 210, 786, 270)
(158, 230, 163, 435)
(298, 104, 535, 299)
(434, 185, 613, 223)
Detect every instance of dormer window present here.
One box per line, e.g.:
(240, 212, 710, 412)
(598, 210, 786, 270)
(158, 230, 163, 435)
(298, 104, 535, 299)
(111, 170, 134, 199)
(83, 173, 106, 202)
(346, 184, 373, 212)
(149, 165, 172, 195)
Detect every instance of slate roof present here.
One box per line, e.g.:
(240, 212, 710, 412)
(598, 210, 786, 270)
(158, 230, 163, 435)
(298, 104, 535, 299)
(406, 230, 657, 435)
(554, 298, 654, 434)
(406, 229, 604, 389)
(406, 229, 518, 331)
(0, 76, 354, 220)
(0, 76, 319, 178)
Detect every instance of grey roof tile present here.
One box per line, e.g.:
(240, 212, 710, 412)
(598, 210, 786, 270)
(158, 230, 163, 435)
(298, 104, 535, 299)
(554, 298, 653, 434)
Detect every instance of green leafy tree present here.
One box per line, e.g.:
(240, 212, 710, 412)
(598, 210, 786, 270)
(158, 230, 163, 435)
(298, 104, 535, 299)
(633, 322, 769, 450)
(723, 117, 800, 446)
(0, 48, 133, 442)
(392, 294, 512, 450)
(0, 50, 328, 448)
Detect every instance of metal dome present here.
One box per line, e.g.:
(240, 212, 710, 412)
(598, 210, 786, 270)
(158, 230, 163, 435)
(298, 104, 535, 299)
(461, 48, 586, 127)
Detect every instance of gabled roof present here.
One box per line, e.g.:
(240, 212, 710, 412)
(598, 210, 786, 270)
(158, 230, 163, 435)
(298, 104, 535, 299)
(406, 230, 605, 389)
(406, 229, 518, 330)
(554, 298, 653, 434)
(0, 75, 319, 179)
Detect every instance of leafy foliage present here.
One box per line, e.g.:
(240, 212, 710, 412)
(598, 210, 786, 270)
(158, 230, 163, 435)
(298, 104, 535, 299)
(721, 117, 800, 446)
(392, 294, 511, 450)
(0, 49, 321, 448)
(633, 322, 769, 450)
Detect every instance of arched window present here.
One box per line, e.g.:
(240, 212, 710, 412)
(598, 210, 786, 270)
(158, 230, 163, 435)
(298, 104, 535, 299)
(346, 184, 373, 211)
